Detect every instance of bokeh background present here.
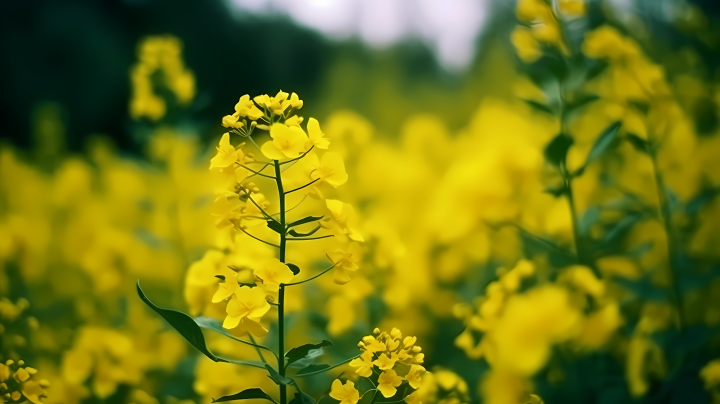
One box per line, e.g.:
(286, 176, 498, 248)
(2, 0, 720, 403)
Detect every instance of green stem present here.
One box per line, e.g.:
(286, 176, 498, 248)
(274, 160, 288, 404)
(649, 150, 685, 329)
(292, 354, 359, 378)
(285, 265, 335, 286)
(249, 334, 268, 365)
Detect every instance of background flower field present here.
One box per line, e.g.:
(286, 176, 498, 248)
(2, 0, 720, 403)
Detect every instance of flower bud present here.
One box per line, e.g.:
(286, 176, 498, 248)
(17, 361, 24, 366)
(373, 328, 380, 335)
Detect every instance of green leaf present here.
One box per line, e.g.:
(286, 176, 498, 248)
(585, 61, 608, 81)
(294, 364, 330, 376)
(285, 340, 333, 366)
(267, 220, 285, 234)
(287, 216, 323, 228)
(614, 276, 668, 301)
(578, 206, 600, 236)
(288, 225, 321, 238)
(265, 364, 294, 385)
(137, 281, 222, 362)
(523, 99, 555, 115)
(544, 184, 567, 198)
(563, 94, 600, 117)
(213, 388, 276, 403)
(287, 263, 301, 275)
(582, 121, 621, 169)
(544, 133, 574, 167)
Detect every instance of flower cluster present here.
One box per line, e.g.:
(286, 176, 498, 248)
(329, 328, 426, 403)
(0, 359, 48, 404)
(206, 90, 364, 336)
(129, 35, 196, 121)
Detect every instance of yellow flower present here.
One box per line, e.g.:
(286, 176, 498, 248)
(253, 258, 295, 292)
(209, 133, 240, 169)
(234, 94, 264, 120)
(373, 353, 398, 370)
(21, 380, 44, 404)
(306, 118, 329, 149)
(377, 369, 404, 398)
(221, 113, 244, 129)
(558, 265, 605, 298)
(211, 267, 240, 303)
(0, 363, 9, 381)
(255, 90, 290, 115)
(405, 365, 426, 389)
(323, 199, 364, 242)
(558, 0, 585, 16)
(701, 359, 720, 389)
(288, 92, 303, 109)
(327, 243, 362, 285)
(223, 286, 270, 329)
(511, 27, 542, 63)
(329, 379, 360, 404)
(349, 350, 374, 377)
(14, 368, 30, 383)
(577, 302, 623, 349)
(309, 152, 348, 188)
(261, 123, 307, 160)
(285, 115, 304, 127)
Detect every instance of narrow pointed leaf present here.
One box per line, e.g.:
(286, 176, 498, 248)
(523, 99, 555, 115)
(265, 364, 294, 385)
(583, 121, 621, 168)
(137, 281, 222, 362)
(267, 220, 285, 234)
(288, 225, 321, 238)
(213, 388, 275, 403)
(626, 133, 650, 154)
(285, 340, 333, 365)
(294, 364, 330, 376)
(287, 216, 323, 228)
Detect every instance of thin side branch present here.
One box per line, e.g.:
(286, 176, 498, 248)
(287, 234, 334, 242)
(280, 146, 314, 165)
(239, 227, 280, 248)
(285, 265, 335, 286)
(292, 354, 360, 378)
(237, 163, 276, 179)
(284, 178, 320, 195)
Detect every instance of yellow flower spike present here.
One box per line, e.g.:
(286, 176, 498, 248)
(329, 379, 359, 404)
(261, 123, 307, 160)
(235, 94, 264, 120)
(309, 152, 348, 188)
(221, 113, 244, 130)
(377, 369, 404, 398)
(289, 92, 303, 109)
(223, 286, 271, 329)
(405, 365, 426, 389)
(21, 380, 44, 404)
(284, 115, 303, 127)
(253, 258, 295, 293)
(349, 350, 374, 377)
(373, 353, 398, 370)
(211, 267, 240, 303)
(209, 133, 240, 170)
(13, 368, 30, 383)
(306, 118, 329, 150)
(327, 243, 362, 285)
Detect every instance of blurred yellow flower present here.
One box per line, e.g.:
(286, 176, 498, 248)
(309, 152, 348, 188)
(323, 199, 364, 242)
(327, 243, 362, 285)
(329, 379, 359, 404)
